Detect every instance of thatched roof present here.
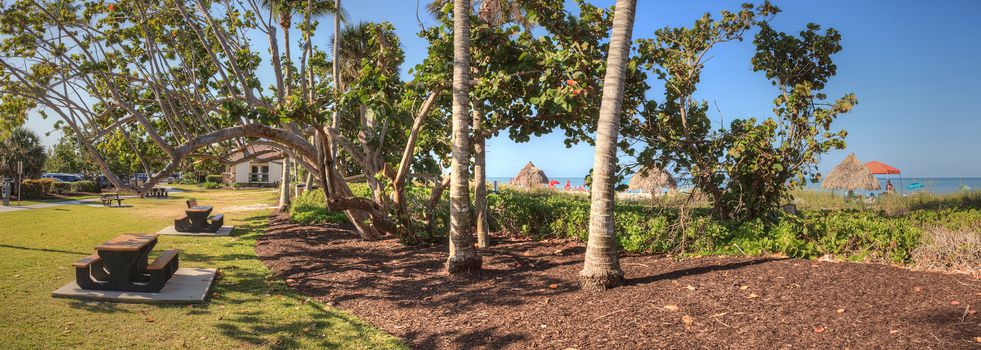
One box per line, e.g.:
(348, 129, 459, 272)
(821, 153, 881, 191)
(510, 162, 548, 188)
(628, 167, 677, 192)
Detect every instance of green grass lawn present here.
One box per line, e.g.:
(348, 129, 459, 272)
(0, 186, 403, 349)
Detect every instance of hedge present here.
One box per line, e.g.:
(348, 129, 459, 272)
(51, 182, 71, 194)
(70, 180, 100, 193)
(19, 178, 56, 199)
(205, 174, 223, 184)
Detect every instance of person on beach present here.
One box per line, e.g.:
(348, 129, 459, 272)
(886, 180, 895, 193)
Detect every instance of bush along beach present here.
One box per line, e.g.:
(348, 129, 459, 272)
(290, 185, 979, 273)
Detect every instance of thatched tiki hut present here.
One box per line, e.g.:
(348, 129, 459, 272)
(510, 162, 549, 188)
(821, 153, 880, 196)
(628, 167, 677, 193)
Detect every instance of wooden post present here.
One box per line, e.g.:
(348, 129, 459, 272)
(17, 161, 22, 205)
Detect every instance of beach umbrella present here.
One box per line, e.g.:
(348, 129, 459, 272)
(864, 160, 902, 194)
(628, 167, 677, 193)
(822, 153, 881, 195)
(510, 162, 549, 188)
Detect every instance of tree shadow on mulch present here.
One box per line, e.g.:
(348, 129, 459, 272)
(256, 214, 981, 350)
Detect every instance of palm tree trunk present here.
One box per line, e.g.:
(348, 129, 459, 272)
(330, 0, 341, 157)
(279, 155, 292, 210)
(282, 15, 293, 96)
(446, 0, 481, 274)
(580, 0, 637, 292)
(472, 103, 490, 248)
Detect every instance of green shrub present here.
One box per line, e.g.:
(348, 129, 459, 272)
(49, 181, 71, 194)
(487, 189, 976, 266)
(70, 180, 100, 193)
(179, 177, 199, 185)
(19, 178, 56, 199)
(489, 190, 676, 253)
(289, 189, 348, 225)
(205, 174, 223, 184)
(202, 182, 221, 189)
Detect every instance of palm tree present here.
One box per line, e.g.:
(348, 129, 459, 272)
(580, 0, 637, 292)
(331, 22, 401, 87)
(428, 0, 535, 248)
(446, 0, 481, 274)
(263, 0, 342, 96)
(262, 0, 342, 210)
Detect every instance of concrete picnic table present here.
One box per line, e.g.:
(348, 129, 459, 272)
(73, 234, 179, 293)
(175, 205, 224, 233)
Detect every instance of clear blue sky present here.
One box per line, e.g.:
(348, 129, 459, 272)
(24, 0, 981, 178)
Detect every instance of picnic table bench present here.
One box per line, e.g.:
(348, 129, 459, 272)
(73, 234, 179, 292)
(174, 199, 224, 233)
(100, 193, 125, 207)
(145, 187, 168, 198)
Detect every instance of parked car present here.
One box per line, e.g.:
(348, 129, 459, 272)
(132, 173, 149, 184)
(166, 172, 181, 183)
(41, 173, 82, 182)
(95, 175, 113, 188)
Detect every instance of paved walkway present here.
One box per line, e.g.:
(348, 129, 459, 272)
(0, 187, 182, 213)
(0, 199, 97, 213)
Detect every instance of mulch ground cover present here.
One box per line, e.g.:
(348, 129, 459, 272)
(256, 214, 981, 349)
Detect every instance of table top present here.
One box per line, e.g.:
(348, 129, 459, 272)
(96, 234, 157, 252)
(186, 206, 213, 212)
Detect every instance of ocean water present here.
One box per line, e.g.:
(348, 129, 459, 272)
(804, 177, 981, 195)
(488, 176, 981, 195)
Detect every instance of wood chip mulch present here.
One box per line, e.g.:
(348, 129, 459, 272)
(255, 214, 981, 349)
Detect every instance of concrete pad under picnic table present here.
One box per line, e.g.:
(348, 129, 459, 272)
(155, 225, 234, 236)
(51, 268, 217, 304)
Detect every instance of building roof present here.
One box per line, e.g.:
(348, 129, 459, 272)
(227, 145, 284, 164)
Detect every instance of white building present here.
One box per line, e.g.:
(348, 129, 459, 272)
(225, 145, 283, 186)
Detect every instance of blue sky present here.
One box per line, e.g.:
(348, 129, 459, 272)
(24, 0, 981, 178)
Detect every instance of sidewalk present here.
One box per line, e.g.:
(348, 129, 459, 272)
(0, 199, 95, 213)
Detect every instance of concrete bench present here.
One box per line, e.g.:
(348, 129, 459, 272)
(148, 249, 180, 283)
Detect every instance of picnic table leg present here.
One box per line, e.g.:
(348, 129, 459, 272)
(98, 250, 140, 291)
(128, 240, 156, 283)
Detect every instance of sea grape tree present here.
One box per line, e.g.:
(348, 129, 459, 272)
(628, 2, 856, 220)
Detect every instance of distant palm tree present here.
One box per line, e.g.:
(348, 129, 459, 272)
(331, 22, 400, 88)
(446, 0, 482, 274)
(580, 0, 637, 292)
(427, 0, 532, 31)
(262, 0, 343, 95)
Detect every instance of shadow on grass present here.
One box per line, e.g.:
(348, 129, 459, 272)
(182, 213, 403, 348)
(0, 244, 87, 255)
(67, 300, 132, 314)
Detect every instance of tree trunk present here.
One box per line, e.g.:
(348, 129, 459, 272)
(279, 155, 292, 210)
(446, 0, 481, 274)
(331, 0, 342, 157)
(472, 103, 490, 248)
(580, 0, 637, 292)
(282, 14, 292, 97)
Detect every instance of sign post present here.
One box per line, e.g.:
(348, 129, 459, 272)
(17, 161, 22, 205)
(2, 178, 9, 206)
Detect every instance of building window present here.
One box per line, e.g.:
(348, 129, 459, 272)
(249, 164, 270, 183)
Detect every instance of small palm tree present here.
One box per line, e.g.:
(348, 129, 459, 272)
(580, 0, 638, 292)
(262, 0, 343, 94)
(446, 0, 482, 274)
